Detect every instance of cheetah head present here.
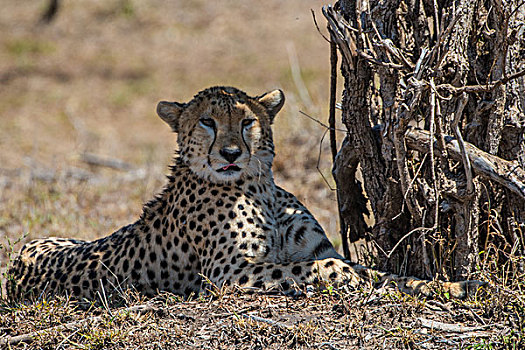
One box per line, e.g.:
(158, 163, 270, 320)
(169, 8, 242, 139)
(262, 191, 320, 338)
(157, 86, 284, 183)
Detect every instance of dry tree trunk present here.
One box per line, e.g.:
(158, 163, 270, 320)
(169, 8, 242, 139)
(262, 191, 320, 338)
(325, 0, 525, 279)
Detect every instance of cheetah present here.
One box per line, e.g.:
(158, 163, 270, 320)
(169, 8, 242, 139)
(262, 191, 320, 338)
(7, 86, 482, 302)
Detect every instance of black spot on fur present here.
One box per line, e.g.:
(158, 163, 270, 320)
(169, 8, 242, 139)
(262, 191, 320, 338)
(213, 267, 221, 278)
(239, 275, 249, 285)
(294, 226, 306, 244)
(271, 269, 283, 280)
(312, 240, 333, 258)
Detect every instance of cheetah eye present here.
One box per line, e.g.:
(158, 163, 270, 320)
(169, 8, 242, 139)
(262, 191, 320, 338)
(241, 119, 256, 128)
(199, 118, 215, 128)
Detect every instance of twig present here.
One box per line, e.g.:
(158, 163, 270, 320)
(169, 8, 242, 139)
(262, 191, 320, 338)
(429, 78, 440, 222)
(451, 92, 474, 195)
(328, 36, 339, 163)
(425, 79, 439, 278)
(386, 227, 432, 259)
(436, 68, 525, 95)
(370, 21, 414, 69)
(240, 314, 291, 329)
(418, 318, 493, 333)
(467, 305, 486, 325)
(316, 128, 336, 191)
(392, 153, 428, 221)
(414, 48, 429, 80)
(318, 342, 342, 350)
(356, 50, 404, 69)
(432, 0, 441, 40)
(509, 0, 525, 19)
(323, 5, 356, 69)
(311, 9, 330, 43)
(426, 11, 461, 68)
(425, 300, 452, 313)
(433, 91, 449, 172)
(1, 304, 156, 346)
(298, 111, 346, 132)
(406, 128, 525, 199)
(354, 0, 366, 47)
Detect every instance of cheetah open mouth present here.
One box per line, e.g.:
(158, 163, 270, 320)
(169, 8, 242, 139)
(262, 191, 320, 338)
(217, 164, 241, 173)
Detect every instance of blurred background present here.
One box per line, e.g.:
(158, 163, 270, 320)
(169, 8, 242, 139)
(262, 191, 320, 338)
(0, 0, 344, 265)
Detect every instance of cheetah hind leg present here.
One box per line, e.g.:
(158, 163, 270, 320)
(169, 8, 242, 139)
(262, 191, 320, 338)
(211, 258, 362, 295)
(347, 262, 487, 299)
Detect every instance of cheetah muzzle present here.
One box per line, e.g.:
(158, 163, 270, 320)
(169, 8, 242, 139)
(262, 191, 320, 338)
(6, 86, 485, 302)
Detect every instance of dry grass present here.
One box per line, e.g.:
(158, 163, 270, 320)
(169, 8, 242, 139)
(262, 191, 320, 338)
(0, 1, 523, 349)
(1, 283, 523, 349)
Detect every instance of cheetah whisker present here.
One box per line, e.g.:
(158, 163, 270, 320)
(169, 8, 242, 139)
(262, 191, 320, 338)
(251, 154, 264, 182)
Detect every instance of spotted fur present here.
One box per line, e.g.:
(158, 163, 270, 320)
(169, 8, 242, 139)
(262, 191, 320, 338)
(7, 86, 481, 301)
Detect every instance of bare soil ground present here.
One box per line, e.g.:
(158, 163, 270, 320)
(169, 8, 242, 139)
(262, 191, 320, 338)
(0, 1, 523, 349)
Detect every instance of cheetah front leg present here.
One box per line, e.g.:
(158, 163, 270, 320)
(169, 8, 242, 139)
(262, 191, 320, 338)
(273, 186, 343, 262)
(348, 263, 486, 298)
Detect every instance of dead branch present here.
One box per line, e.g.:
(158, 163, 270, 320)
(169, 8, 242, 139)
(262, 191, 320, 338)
(392, 77, 427, 222)
(328, 36, 338, 163)
(429, 78, 439, 220)
(298, 111, 346, 132)
(406, 129, 525, 199)
(323, 5, 357, 69)
(81, 153, 134, 171)
(310, 9, 330, 43)
(369, 21, 414, 69)
(386, 227, 432, 259)
(451, 93, 474, 195)
(436, 68, 525, 95)
(240, 314, 291, 329)
(417, 318, 493, 333)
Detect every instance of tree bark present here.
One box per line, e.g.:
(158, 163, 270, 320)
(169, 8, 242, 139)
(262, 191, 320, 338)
(326, 0, 525, 279)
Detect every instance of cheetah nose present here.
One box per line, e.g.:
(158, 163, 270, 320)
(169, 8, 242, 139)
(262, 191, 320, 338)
(220, 147, 242, 163)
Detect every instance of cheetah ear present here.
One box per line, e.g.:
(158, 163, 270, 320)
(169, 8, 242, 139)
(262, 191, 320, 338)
(157, 101, 185, 132)
(257, 89, 285, 123)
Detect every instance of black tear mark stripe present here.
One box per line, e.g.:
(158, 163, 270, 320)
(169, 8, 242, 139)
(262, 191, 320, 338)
(207, 125, 217, 166)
